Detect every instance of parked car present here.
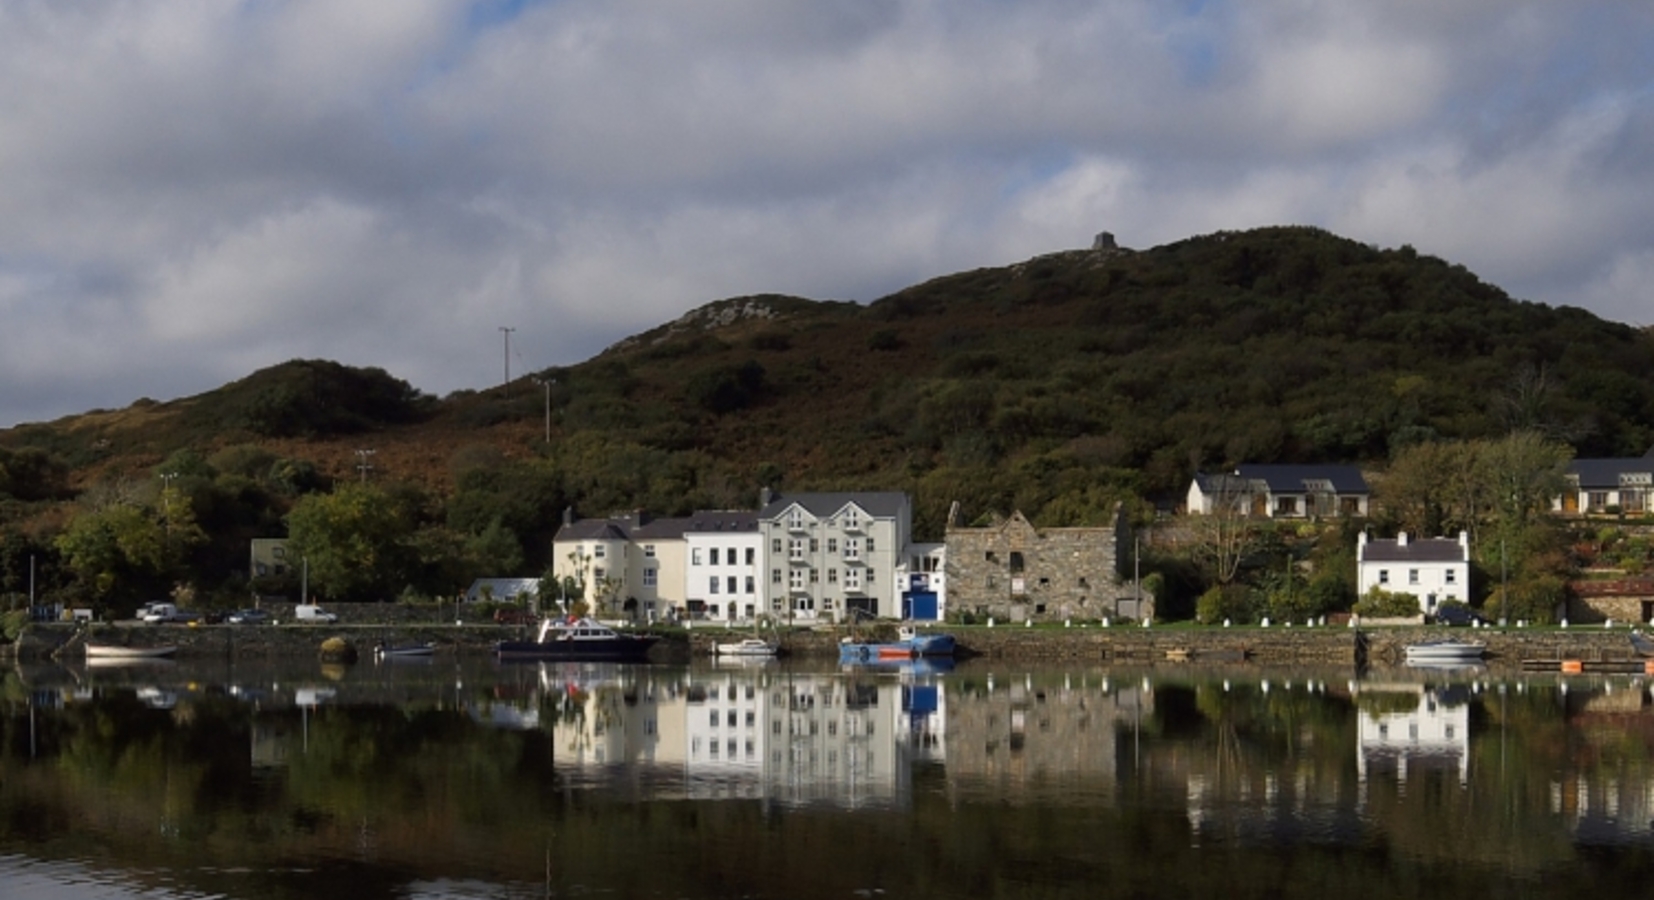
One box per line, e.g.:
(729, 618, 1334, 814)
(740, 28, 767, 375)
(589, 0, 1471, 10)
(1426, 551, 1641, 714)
(1435, 603, 1488, 627)
(227, 609, 268, 625)
(294, 604, 338, 623)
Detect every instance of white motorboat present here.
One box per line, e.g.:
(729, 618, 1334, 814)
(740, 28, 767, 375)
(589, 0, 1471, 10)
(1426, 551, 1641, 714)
(85, 643, 177, 660)
(712, 637, 779, 657)
(1404, 639, 1486, 664)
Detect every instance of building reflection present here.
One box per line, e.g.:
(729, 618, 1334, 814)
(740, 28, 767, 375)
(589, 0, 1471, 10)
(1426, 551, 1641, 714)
(1355, 682, 1471, 785)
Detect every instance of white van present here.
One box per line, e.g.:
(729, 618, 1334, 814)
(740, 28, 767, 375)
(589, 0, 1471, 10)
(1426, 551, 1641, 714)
(294, 604, 339, 623)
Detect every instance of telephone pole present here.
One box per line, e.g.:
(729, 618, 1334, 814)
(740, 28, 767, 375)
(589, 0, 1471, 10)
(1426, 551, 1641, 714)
(499, 326, 516, 396)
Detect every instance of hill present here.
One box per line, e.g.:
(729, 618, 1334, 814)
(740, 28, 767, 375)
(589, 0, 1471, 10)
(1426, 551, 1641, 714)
(3, 225, 1653, 594)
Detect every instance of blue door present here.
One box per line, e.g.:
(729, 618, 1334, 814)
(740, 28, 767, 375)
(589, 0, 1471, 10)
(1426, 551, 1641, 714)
(903, 592, 939, 621)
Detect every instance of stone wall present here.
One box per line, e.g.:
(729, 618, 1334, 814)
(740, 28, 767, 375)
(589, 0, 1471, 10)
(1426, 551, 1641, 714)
(945, 507, 1135, 623)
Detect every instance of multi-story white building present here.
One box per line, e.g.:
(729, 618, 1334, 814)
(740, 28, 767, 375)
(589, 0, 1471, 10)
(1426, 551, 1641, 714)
(1356, 531, 1470, 616)
(683, 512, 762, 622)
(756, 490, 912, 624)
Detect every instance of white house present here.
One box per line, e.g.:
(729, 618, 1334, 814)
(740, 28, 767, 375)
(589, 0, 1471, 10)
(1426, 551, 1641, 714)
(756, 489, 912, 624)
(1357, 531, 1470, 616)
(1188, 464, 1370, 518)
(682, 511, 762, 622)
(1555, 452, 1654, 516)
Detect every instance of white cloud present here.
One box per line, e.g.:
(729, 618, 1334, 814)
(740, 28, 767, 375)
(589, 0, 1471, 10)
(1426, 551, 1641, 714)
(1, 0, 1652, 426)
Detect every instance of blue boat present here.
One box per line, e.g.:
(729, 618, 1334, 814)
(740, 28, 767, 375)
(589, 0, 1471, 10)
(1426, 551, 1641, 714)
(837, 625, 956, 663)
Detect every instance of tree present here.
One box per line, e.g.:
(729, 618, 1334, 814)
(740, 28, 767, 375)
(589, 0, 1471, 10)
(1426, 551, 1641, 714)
(1186, 474, 1260, 585)
(285, 483, 419, 602)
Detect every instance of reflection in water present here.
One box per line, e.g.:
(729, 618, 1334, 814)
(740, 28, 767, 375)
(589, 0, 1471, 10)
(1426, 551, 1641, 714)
(8, 659, 1654, 898)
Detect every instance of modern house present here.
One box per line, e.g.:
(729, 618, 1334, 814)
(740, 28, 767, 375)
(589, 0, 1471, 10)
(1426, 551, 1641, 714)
(945, 505, 1135, 623)
(1356, 531, 1470, 617)
(755, 489, 911, 624)
(1187, 464, 1369, 518)
(1555, 452, 1654, 516)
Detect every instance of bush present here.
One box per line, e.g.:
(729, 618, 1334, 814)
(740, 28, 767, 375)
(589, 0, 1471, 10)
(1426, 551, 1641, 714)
(1196, 584, 1255, 625)
(1352, 587, 1422, 618)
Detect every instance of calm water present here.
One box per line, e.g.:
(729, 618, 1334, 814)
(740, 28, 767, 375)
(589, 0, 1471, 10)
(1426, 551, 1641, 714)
(1, 654, 1652, 899)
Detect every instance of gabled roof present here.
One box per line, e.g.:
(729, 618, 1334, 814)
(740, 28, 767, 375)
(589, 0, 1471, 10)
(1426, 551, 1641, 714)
(466, 577, 541, 602)
(554, 520, 634, 542)
(758, 491, 907, 520)
(1361, 537, 1467, 564)
(1234, 464, 1368, 494)
(1568, 455, 1654, 489)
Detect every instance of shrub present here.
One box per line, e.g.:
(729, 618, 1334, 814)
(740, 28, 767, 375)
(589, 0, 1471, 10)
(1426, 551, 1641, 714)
(1352, 587, 1422, 618)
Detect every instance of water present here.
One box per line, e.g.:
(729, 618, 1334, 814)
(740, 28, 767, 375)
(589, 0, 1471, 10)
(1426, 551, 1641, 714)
(2, 655, 1652, 899)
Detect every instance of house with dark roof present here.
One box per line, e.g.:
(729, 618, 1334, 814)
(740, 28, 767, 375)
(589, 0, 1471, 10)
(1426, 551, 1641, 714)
(1357, 531, 1470, 616)
(552, 508, 763, 622)
(1555, 451, 1654, 516)
(756, 489, 913, 623)
(1187, 464, 1369, 519)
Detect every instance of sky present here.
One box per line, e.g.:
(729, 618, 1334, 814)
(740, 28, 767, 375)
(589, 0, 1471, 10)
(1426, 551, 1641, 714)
(2, 0, 1652, 428)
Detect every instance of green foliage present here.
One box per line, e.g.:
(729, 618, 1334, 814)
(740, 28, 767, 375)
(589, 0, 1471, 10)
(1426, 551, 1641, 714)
(285, 483, 421, 602)
(686, 360, 766, 414)
(1352, 586, 1423, 618)
(215, 359, 432, 438)
(1196, 584, 1255, 625)
(0, 446, 70, 501)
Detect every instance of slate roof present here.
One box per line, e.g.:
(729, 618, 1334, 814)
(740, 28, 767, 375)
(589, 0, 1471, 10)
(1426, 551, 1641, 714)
(1234, 464, 1369, 493)
(554, 519, 634, 541)
(1361, 537, 1467, 563)
(1568, 454, 1654, 489)
(758, 491, 907, 520)
(466, 577, 541, 602)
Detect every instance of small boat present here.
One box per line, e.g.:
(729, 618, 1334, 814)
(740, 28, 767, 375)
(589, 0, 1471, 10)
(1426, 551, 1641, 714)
(1631, 631, 1654, 658)
(85, 644, 177, 660)
(375, 641, 436, 659)
(1404, 639, 1486, 664)
(901, 626, 957, 657)
(713, 637, 780, 657)
(496, 616, 659, 662)
(839, 625, 957, 663)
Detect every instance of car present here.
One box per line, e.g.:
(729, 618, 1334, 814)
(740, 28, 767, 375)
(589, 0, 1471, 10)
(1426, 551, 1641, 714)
(1435, 604, 1488, 627)
(227, 608, 268, 625)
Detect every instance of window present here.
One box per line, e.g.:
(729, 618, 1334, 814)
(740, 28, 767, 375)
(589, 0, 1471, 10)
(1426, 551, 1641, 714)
(772, 569, 782, 584)
(692, 548, 703, 565)
(789, 539, 805, 560)
(643, 544, 656, 558)
(709, 577, 719, 594)
(867, 569, 875, 584)
(867, 537, 876, 553)
(810, 538, 819, 552)
(828, 569, 838, 584)
(745, 548, 755, 564)
(789, 569, 805, 589)
(709, 548, 719, 565)
(845, 568, 861, 590)
(1408, 569, 1419, 585)
(1379, 569, 1389, 585)
(643, 569, 657, 587)
(272, 546, 286, 559)
(727, 576, 737, 594)
(771, 538, 782, 553)
(788, 508, 805, 529)
(745, 576, 754, 593)
(1589, 491, 1609, 511)
(844, 509, 860, 529)
(845, 539, 861, 560)
(594, 544, 606, 558)
(827, 538, 838, 553)
(1275, 497, 1299, 515)
(809, 569, 819, 583)
(1009, 551, 1024, 572)
(727, 547, 736, 563)
(1445, 570, 1457, 585)
(594, 567, 606, 580)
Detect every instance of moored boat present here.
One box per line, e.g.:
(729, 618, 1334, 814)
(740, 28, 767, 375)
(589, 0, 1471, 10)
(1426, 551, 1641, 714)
(839, 625, 957, 663)
(1404, 639, 1486, 664)
(496, 616, 659, 662)
(85, 643, 177, 660)
(713, 637, 779, 657)
(375, 641, 436, 659)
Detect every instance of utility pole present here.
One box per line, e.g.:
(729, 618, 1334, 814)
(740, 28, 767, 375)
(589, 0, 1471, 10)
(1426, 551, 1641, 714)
(355, 448, 376, 482)
(499, 326, 516, 397)
(533, 377, 554, 443)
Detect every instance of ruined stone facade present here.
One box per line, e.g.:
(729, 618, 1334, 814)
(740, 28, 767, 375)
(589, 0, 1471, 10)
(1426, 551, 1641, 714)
(945, 505, 1141, 623)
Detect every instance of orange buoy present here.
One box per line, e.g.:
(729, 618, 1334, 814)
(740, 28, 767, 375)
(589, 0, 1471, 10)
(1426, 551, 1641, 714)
(1561, 659, 1583, 674)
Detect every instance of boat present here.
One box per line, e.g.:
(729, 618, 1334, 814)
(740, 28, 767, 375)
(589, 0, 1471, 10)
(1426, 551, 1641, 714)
(84, 643, 177, 660)
(712, 637, 779, 657)
(375, 641, 436, 659)
(1631, 631, 1654, 658)
(495, 616, 660, 661)
(839, 624, 957, 663)
(1403, 639, 1486, 664)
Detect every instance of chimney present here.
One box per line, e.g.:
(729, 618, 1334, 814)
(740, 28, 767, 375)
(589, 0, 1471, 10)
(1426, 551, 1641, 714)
(1396, 531, 1408, 547)
(760, 486, 773, 508)
(562, 506, 574, 527)
(635, 508, 651, 526)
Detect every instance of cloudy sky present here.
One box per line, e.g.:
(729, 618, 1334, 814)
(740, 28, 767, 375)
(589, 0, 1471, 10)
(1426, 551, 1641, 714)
(2, 0, 1651, 428)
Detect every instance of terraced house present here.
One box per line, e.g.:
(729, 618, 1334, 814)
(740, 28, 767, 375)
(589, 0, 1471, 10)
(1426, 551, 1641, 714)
(756, 489, 911, 624)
